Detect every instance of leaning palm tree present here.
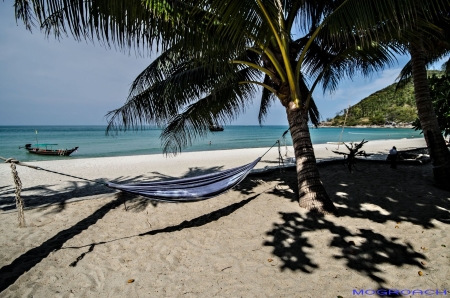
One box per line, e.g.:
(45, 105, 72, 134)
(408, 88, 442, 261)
(105, 2, 401, 214)
(394, 9, 450, 189)
(13, 0, 450, 212)
(410, 55, 450, 188)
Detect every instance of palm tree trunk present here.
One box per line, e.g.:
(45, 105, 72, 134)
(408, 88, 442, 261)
(410, 42, 450, 190)
(286, 102, 337, 214)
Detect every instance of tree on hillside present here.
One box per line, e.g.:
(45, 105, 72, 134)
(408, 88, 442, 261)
(13, 0, 450, 212)
(330, 80, 418, 127)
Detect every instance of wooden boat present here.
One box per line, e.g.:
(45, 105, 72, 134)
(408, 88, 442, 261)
(209, 125, 224, 132)
(22, 143, 79, 156)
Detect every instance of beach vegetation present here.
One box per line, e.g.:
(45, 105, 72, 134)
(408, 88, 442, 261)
(413, 74, 450, 138)
(369, 114, 385, 126)
(330, 70, 448, 129)
(12, 0, 450, 211)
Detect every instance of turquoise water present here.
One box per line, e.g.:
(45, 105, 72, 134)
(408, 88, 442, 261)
(0, 125, 423, 162)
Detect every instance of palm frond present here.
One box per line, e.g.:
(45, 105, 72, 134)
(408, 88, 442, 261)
(395, 61, 413, 92)
(442, 58, 450, 74)
(296, 74, 320, 125)
(308, 98, 320, 126)
(258, 75, 277, 124)
(14, 0, 232, 54)
(106, 46, 262, 147)
(396, 49, 450, 92)
(296, 33, 399, 95)
(315, 0, 449, 49)
(161, 67, 260, 154)
(14, 0, 36, 31)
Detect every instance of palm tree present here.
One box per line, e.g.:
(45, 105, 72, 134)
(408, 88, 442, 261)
(13, 0, 450, 212)
(410, 51, 450, 189)
(104, 1, 402, 215)
(394, 9, 450, 189)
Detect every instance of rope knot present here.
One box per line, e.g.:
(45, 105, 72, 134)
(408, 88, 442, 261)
(5, 158, 19, 164)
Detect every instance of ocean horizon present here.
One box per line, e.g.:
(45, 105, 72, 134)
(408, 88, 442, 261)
(0, 125, 424, 162)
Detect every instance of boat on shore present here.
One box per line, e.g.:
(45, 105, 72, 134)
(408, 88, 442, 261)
(209, 125, 224, 132)
(22, 143, 79, 156)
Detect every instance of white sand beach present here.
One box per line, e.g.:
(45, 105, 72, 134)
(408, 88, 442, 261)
(1, 137, 449, 297)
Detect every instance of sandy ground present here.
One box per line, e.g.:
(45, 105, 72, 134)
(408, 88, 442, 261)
(0, 138, 449, 297)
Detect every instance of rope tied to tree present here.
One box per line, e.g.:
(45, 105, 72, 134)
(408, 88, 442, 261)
(0, 156, 106, 186)
(277, 140, 284, 168)
(281, 130, 290, 158)
(1, 155, 108, 227)
(4, 158, 26, 227)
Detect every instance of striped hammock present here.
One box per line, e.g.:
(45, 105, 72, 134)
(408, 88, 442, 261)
(106, 158, 261, 202)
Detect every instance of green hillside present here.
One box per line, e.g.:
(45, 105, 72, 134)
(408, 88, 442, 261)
(329, 70, 444, 126)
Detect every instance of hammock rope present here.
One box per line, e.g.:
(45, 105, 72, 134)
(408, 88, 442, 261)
(0, 157, 106, 186)
(1, 128, 291, 224)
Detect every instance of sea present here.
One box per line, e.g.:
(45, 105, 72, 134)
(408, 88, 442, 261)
(0, 125, 424, 162)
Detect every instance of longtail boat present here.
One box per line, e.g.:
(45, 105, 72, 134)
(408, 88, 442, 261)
(209, 125, 224, 132)
(22, 143, 79, 156)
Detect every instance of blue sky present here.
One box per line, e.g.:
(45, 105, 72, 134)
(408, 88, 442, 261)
(0, 3, 446, 126)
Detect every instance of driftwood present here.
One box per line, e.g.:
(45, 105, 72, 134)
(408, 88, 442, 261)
(332, 140, 371, 172)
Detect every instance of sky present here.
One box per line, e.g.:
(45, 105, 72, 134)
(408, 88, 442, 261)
(0, 3, 446, 126)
